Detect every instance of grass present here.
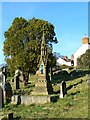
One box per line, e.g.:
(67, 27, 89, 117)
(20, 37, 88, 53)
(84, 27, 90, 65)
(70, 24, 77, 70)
(2, 70, 89, 119)
(7, 76, 13, 81)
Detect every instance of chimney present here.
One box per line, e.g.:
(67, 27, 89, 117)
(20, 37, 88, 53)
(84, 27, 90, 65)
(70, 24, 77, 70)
(71, 54, 74, 61)
(82, 37, 89, 44)
(63, 56, 68, 60)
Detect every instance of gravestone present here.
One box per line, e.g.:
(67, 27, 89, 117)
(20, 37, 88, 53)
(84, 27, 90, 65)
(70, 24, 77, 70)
(4, 81, 12, 103)
(7, 113, 13, 120)
(14, 75, 20, 90)
(60, 81, 67, 98)
(12, 69, 23, 89)
(12, 95, 21, 105)
(0, 68, 7, 89)
(0, 86, 4, 110)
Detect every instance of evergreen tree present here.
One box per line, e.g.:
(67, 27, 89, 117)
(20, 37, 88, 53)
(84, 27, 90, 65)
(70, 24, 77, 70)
(3, 17, 58, 75)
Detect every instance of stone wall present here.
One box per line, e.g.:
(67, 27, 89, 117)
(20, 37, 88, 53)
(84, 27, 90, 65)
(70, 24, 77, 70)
(21, 95, 51, 105)
(12, 95, 51, 105)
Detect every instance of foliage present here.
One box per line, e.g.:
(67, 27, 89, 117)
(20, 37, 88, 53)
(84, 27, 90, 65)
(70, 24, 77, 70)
(3, 17, 57, 75)
(77, 49, 90, 69)
(53, 52, 63, 60)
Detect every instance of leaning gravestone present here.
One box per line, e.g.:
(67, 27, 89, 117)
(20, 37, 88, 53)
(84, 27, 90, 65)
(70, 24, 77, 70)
(60, 81, 67, 98)
(0, 86, 4, 110)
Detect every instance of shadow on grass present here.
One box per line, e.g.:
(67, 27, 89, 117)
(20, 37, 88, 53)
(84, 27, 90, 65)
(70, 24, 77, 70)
(50, 95, 59, 102)
(52, 70, 90, 95)
(70, 91, 80, 96)
(54, 89, 60, 94)
(67, 79, 83, 91)
(52, 70, 90, 84)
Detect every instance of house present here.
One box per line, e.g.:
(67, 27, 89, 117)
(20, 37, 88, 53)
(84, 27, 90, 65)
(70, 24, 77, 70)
(57, 56, 71, 66)
(73, 37, 90, 66)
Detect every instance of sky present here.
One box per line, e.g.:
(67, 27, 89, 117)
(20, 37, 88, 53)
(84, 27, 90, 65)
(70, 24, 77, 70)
(0, 1, 88, 64)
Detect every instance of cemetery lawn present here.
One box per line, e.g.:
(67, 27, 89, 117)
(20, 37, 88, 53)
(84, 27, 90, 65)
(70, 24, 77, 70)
(2, 73, 88, 119)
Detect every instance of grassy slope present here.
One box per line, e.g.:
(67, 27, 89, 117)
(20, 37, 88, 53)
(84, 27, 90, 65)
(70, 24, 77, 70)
(2, 73, 88, 119)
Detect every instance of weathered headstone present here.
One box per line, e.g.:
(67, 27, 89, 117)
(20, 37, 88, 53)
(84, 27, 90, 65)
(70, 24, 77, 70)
(0, 69, 7, 89)
(7, 112, 13, 120)
(14, 75, 20, 90)
(60, 81, 67, 98)
(0, 86, 4, 110)
(4, 81, 12, 103)
(12, 95, 21, 105)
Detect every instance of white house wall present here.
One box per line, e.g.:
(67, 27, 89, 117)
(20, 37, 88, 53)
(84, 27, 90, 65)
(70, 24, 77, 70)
(57, 58, 71, 66)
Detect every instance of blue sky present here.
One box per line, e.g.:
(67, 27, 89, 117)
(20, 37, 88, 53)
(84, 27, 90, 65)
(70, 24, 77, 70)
(1, 2, 88, 64)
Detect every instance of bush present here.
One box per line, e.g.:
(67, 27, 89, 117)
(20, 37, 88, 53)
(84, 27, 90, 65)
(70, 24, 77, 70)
(77, 49, 90, 69)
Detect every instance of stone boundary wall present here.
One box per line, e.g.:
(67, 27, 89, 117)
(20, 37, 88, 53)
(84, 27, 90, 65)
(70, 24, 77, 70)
(21, 95, 51, 104)
(12, 95, 51, 105)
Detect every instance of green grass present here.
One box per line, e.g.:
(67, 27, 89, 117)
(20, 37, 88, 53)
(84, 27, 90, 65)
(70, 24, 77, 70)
(2, 71, 89, 119)
(7, 76, 13, 81)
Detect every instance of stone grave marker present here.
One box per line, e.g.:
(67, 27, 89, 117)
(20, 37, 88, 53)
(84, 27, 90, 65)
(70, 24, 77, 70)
(12, 95, 21, 105)
(14, 75, 20, 90)
(7, 112, 13, 120)
(0, 86, 4, 110)
(0, 69, 7, 89)
(4, 81, 12, 103)
(60, 81, 67, 98)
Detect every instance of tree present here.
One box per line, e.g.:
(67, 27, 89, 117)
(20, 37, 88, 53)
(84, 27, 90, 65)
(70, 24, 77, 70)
(53, 52, 63, 60)
(77, 49, 90, 69)
(3, 17, 58, 76)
